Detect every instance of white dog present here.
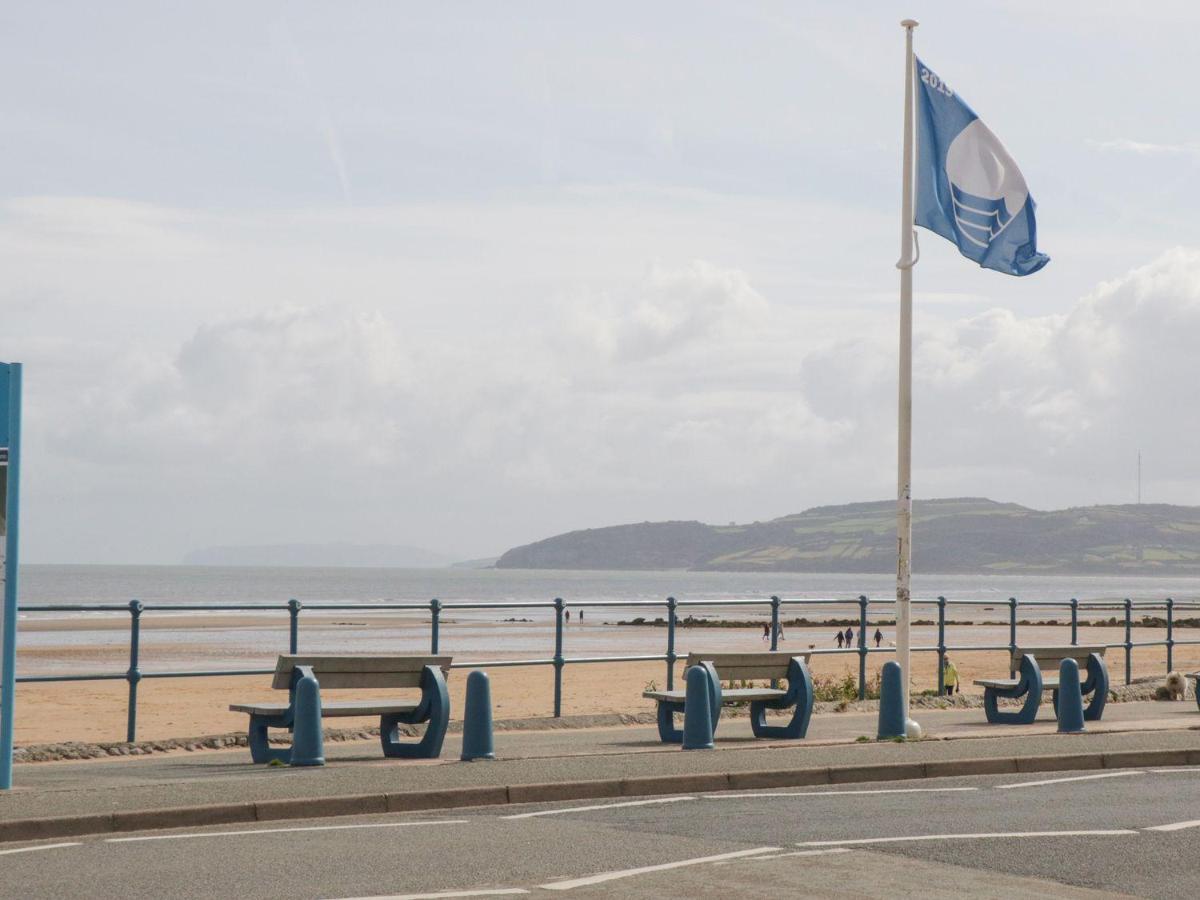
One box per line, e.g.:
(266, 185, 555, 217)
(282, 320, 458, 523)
(1165, 671, 1188, 701)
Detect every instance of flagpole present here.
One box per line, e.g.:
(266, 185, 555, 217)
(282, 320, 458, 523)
(896, 18, 918, 735)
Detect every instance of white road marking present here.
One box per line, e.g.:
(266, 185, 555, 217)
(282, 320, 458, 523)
(539, 846, 780, 891)
(502, 797, 695, 820)
(995, 771, 1143, 790)
(742, 848, 854, 862)
(1144, 820, 1200, 832)
(797, 829, 1137, 847)
(330, 891, 529, 900)
(0, 842, 80, 856)
(1149, 767, 1200, 774)
(702, 787, 978, 799)
(106, 819, 467, 843)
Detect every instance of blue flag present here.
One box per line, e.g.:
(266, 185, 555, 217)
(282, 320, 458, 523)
(915, 58, 1049, 276)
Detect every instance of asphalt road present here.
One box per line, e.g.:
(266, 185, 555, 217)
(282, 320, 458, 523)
(3, 767, 1198, 899)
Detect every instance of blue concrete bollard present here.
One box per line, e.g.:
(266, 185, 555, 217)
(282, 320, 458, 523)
(461, 670, 496, 761)
(290, 670, 325, 766)
(1057, 657, 1085, 734)
(682, 665, 715, 750)
(877, 660, 906, 740)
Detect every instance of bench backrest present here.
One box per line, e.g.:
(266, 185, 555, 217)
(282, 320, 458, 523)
(684, 651, 811, 683)
(271, 655, 453, 690)
(1010, 646, 1105, 676)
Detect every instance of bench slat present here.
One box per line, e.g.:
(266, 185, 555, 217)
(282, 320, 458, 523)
(684, 652, 810, 683)
(643, 688, 787, 703)
(229, 700, 421, 717)
(270, 655, 452, 690)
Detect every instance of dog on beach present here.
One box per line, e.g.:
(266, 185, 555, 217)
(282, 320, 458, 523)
(1164, 670, 1188, 701)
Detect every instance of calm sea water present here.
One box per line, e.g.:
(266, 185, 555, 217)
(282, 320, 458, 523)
(17, 564, 1200, 607)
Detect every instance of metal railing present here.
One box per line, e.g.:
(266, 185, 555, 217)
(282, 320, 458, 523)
(15, 594, 1200, 743)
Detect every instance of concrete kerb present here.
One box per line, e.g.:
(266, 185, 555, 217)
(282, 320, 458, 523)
(1, 747, 1198, 844)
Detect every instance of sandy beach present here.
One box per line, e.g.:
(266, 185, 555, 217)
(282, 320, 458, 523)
(13, 613, 1199, 746)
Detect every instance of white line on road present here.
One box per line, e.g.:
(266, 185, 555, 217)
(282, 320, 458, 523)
(0, 842, 80, 856)
(994, 771, 1143, 790)
(501, 797, 695, 820)
(538, 846, 780, 891)
(796, 829, 1138, 847)
(742, 848, 854, 862)
(330, 890, 529, 900)
(1144, 820, 1200, 832)
(702, 787, 978, 800)
(1149, 767, 1200, 774)
(106, 819, 467, 843)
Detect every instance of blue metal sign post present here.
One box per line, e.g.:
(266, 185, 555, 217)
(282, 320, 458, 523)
(0, 362, 22, 789)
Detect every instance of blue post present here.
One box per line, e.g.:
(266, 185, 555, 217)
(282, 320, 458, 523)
(666, 596, 677, 691)
(553, 598, 564, 718)
(0, 362, 22, 790)
(1124, 598, 1132, 686)
(1166, 597, 1174, 673)
(1070, 598, 1078, 646)
(936, 596, 946, 696)
(857, 595, 868, 700)
(1056, 657, 1085, 734)
(681, 664, 714, 750)
(287, 598, 301, 654)
(126, 600, 143, 743)
(461, 670, 495, 761)
(430, 598, 441, 655)
(877, 660, 906, 739)
(289, 667, 324, 766)
(770, 595, 780, 651)
(1008, 597, 1018, 668)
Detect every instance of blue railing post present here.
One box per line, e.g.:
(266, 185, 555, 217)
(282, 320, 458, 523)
(1124, 598, 1132, 685)
(857, 595, 868, 700)
(1070, 598, 1078, 646)
(666, 596, 677, 691)
(126, 599, 143, 743)
(936, 595, 946, 695)
(553, 597, 564, 717)
(430, 598, 441, 655)
(1166, 597, 1174, 673)
(770, 595, 780, 652)
(287, 598, 301, 654)
(1008, 597, 1018, 672)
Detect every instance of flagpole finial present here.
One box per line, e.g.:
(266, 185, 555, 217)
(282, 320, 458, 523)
(901, 19, 919, 28)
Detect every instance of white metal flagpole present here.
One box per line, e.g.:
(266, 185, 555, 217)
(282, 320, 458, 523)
(895, 18, 919, 735)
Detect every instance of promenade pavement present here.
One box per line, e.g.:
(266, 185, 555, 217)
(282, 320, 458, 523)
(1, 700, 1196, 825)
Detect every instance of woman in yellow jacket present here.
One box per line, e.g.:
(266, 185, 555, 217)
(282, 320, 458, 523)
(943, 657, 960, 696)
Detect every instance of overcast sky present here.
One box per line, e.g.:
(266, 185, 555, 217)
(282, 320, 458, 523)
(3, 2, 1200, 563)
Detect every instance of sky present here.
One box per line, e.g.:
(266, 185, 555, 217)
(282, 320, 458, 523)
(2, 2, 1200, 564)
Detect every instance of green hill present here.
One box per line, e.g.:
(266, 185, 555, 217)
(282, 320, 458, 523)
(495, 498, 1200, 573)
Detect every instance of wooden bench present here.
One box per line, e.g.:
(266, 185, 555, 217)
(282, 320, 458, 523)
(643, 652, 813, 743)
(230, 655, 452, 763)
(973, 646, 1108, 725)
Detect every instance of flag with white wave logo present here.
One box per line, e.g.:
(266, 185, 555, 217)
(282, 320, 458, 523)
(914, 58, 1049, 276)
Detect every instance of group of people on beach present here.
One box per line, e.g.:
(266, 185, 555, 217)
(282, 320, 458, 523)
(834, 627, 884, 649)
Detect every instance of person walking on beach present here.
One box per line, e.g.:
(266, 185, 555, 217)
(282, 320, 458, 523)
(943, 656, 959, 696)
(844, 626, 854, 648)
(874, 628, 883, 648)
(579, 609, 583, 623)
(565, 609, 570, 624)
(835, 631, 844, 649)
(762, 623, 770, 644)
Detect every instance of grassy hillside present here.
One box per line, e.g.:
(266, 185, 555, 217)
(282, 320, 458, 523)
(495, 498, 1200, 573)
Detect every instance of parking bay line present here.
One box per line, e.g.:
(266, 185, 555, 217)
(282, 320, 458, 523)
(502, 796, 695, 820)
(0, 842, 81, 856)
(106, 819, 467, 843)
(702, 787, 978, 800)
(330, 890, 530, 900)
(994, 771, 1144, 790)
(538, 846, 780, 891)
(796, 829, 1138, 847)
